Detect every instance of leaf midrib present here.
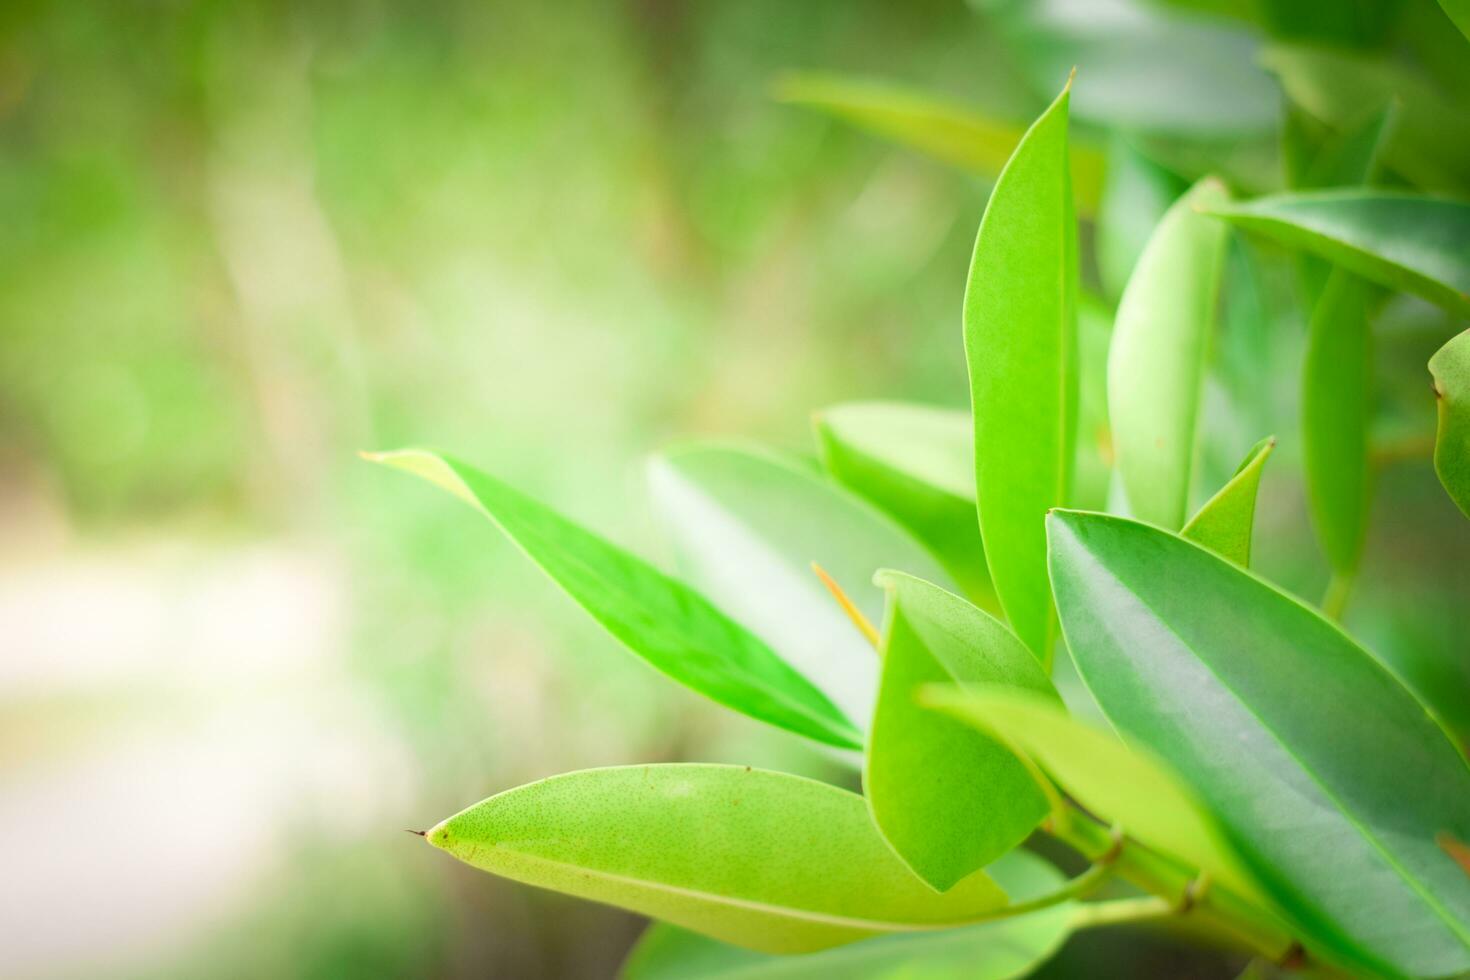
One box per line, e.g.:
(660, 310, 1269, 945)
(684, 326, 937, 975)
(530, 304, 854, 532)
(466, 842, 1000, 934)
(437, 456, 860, 746)
(1095, 557, 1470, 957)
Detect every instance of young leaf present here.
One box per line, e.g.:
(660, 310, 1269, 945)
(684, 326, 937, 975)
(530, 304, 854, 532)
(1181, 435, 1274, 566)
(647, 444, 951, 728)
(1047, 510, 1470, 978)
(963, 77, 1078, 662)
(1202, 191, 1470, 317)
(921, 685, 1268, 906)
(423, 765, 1009, 954)
(1302, 272, 1375, 580)
(773, 73, 1106, 213)
(1430, 329, 1470, 518)
(619, 849, 1072, 980)
(369, 450, 860, 749)
(865, 572, 1060, 892)
(813, 402, 994, 607)
(1108, 176, 1231, 530)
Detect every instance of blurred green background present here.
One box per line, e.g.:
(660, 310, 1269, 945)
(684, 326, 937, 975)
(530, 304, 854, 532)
(2, 1, 1466, 977)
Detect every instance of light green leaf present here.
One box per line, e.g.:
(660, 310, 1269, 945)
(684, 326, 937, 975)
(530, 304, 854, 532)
(1181, 435, 1274, 566)
(813, 402, 993, 607)
(773, 73, 1105, 214)
(1440, 0, 1470, 42)
(1201, 192, 1470, 317)
(1264, 45, 1470, 195)
(865, 572, 1060, 892)
(369, 450, 859, 749)
(1431, 329, 1470, 518)
(619, 849, 1072, 980)
(1302, 272, 1376, 579)
(921, 685, 1268, 905)
(1047, 510, 1470, 978)
(1108, 176, 1231, 530)
(1096, 137, 1186, 301)
(963, 79, 1078, 662)
(648, 444, 951, 728)
(424, 765, 1009, 954)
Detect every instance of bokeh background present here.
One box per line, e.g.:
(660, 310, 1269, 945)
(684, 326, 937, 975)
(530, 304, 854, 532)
(2, 1, 1467, 977)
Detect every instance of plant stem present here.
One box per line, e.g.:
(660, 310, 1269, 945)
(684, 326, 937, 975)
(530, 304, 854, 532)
(1321, 571, 1354, 621)
(994, 858, 1117, 920)
(1069, 895, 1173, 931)
(1047, 806, 1299, 965)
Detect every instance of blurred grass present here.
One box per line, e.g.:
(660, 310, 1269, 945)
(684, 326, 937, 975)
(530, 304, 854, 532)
(0, 2, 1032, 977)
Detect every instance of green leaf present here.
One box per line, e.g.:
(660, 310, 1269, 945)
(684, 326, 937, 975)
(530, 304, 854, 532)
(647, 444, 951, 728)
(1108, 176, 1231, 530)
(369, 450, 860, 749)
(424, 764, 1009, 954)
(1181, 435, 1275, 566)
(1096, 137, 1186, 302)
(1287, 107, 1391, 582)
(773, 73, 1105, 214)
(813, 402, 994, 607)
(865, 572, 1060, 891)
(1264, 45, 1470, 196)
(619, 849, 1072, 980)
(1201, 192, 1470, 317)
(1431, 329, 1470, 518)
(921, 685, 1268, 905)
(1282, 103, 1395, 301)
(1302, 272, 1376, 579)
(963, 79, 1078, 662)
(1046, 510, 1470, 978)
(1439, 0, 1470, 42)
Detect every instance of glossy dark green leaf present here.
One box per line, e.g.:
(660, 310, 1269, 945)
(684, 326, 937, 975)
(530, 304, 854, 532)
(1264, 45, 1470, 195)
(774, 73, 1105, 213)
(1096, 137, 1186, 302)
(424, 765, 1008, 954)
(922, 685, 1268, 905)
(648, 444, 951, 729)
(1181, 435, 1274, 566)
(813, 403, 993, 607)
(1202, 192, 1470, 317)
(619, 849, 1072, 980)
(963, 79, 1078, 662)
(1047, 510, 1470, 977)
(865, 572, 1060, 891)
(1431, 329, 1470, 518)
(1108, 177, 1231, 530)
(369, 450, 859, 749)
